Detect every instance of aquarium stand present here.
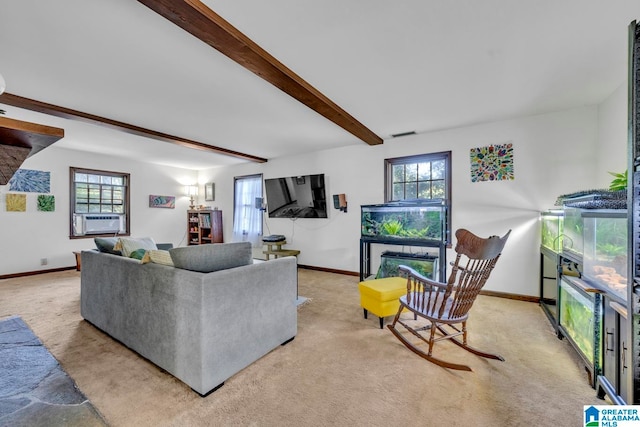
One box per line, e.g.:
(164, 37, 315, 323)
(539, 246, 562, 336)
(596, 296, 629, 404)
(359, 237, 446, 282)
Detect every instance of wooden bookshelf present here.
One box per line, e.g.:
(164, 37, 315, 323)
(187, 209, 223, 245)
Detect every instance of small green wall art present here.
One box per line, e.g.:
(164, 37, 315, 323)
(37, 195, 55, 212)
(470, 143, 514, 182)
(8, 169, 51, 193)
(6, 193, 26, 211)
(149, 195, 175, 209)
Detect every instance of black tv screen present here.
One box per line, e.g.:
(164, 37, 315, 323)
(264, 174, 327, 218)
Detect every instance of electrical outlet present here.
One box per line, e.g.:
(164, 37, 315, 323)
(40, 258, 48, 266)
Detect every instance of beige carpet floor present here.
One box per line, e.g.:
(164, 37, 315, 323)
(0, 268, 603, 426)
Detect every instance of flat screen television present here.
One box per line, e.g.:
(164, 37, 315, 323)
(264, 174, 327, 218)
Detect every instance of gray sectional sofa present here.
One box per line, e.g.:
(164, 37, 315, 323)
(80, 241, 297, 396)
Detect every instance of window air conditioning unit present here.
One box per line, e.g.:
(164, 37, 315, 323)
(82, 214, 122, 235)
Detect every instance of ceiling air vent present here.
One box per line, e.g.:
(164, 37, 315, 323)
(390, 130, 416, 138)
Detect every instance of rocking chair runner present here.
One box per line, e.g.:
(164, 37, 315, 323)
(387, 228, 511, 371)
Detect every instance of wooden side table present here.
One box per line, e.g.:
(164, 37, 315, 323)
(73, 251, 82, 271)
(262, 241, 300, 260)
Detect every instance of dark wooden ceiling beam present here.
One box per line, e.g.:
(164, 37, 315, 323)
(137, 0, 383, 146)
(0, 93, 267, 163)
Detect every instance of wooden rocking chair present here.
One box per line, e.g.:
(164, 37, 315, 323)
(387, 228, 511, 371)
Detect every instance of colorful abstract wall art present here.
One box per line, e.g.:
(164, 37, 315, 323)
(470, 143, 514, 182)
(37, 195, 56, 212)
(8, 169, 51, 193)
(149, 195, 175, 209)
(6, 194, 26, 212)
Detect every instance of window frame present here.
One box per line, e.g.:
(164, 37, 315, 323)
(384, 151, 452, 245)
(69, 167, 130, 238)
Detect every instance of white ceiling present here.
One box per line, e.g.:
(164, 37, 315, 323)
(1, 0, 638, 170)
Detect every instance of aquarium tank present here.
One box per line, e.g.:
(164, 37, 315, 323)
(361, 201, 446, 243)
(582, 210, 628, 301)
(540, 210, 563, 252)
(558, 190, 627, 260)
(376, 251, 438, 279)
(562, 207, 584, 259)
(559, 277, 601, 366)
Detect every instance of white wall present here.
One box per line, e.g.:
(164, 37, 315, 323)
(1, 100, 627, 297)
(201, 105, 607, 296)
(0, 146, 196, 276)
(597, 82, 628, 185)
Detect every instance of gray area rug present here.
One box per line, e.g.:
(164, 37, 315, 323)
(0, 315, 106, 427)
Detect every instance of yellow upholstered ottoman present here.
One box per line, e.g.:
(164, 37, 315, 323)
(358, 277, 407, 329)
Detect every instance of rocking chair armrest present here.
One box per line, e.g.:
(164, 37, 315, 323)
(398, 265, 447, 290)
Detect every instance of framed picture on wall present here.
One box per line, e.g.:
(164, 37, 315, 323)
(205, 183, 215, 201)
(149, 195, 175, 209)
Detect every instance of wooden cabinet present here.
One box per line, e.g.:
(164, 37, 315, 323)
(187, 209, 223, 245)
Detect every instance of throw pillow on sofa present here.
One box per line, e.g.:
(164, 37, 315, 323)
(169, 242, 252, 273)
(94, 237, 122, 255)
(141, 250, 175, 266)
(114, 237, 158, 257)
(129, 248, 147, 260)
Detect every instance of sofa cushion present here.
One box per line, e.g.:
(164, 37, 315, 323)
(115, 237, 158, 257)
(94, 237, 122, 255)
(169, 242, 252, 273)
(129, 248, 147, 260)
(141, 250, 175, 266)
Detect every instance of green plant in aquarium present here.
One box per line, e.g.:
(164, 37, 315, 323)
(381, 219, 403, 235)
(608, 170, 627, 192)
(407, 260, 434, 277)
(377, 256, 435, 279)
(402, 227, 429, 238)
(424, 211, 444, 239)
(594, 217, 627, 259)
(596, 243, 627, 258)
(560, 285, 595, 364)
